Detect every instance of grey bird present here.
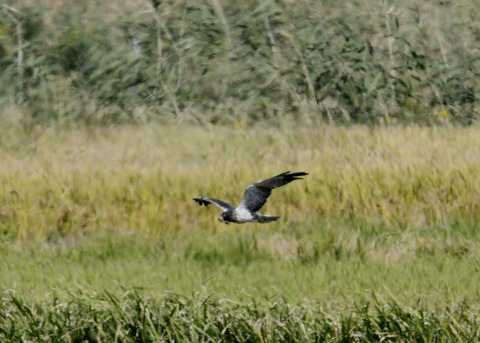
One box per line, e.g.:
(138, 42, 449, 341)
(193, 171, 308, 224)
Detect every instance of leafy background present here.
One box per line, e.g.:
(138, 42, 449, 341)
(1, 0, 479, 126)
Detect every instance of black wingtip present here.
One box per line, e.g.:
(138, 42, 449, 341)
(193, 197, 209, 206)
(277, 171, 308, 176)
(284, 171, 308, 180)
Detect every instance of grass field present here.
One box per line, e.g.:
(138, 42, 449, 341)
(2, 0, 480, 340)
(1, 124, 480, 340)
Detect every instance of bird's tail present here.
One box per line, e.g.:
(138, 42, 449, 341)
(257, 214, 281, 223)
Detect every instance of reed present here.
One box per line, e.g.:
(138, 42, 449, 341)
(1, 0, 478, 125)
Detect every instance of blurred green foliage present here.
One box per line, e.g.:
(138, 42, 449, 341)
(0, 0, 479, 125)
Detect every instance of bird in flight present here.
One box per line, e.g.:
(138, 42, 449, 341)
(193, 171, 308, 224)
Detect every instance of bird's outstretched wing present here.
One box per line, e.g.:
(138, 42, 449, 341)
(238, 171, 308, 212)
(193, 197, 235, 211)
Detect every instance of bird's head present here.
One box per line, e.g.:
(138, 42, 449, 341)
(218, 212, 231, 224)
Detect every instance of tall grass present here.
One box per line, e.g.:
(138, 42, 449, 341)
(0, 125, 479, 302)
(1, 0, 479, 125)
(1, 124, 479, 240)
(2, 1, 479, 337)
(1, 289, 479, 342)
(1, 125, 480, 339)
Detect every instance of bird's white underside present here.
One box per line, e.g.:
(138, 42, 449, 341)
(235, 205, 256, 221)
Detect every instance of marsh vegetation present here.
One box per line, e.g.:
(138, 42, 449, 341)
(1, 0, 480, 341)
(1, 125, 480, 341)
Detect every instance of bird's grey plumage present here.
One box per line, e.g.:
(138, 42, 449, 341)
(193, 171, 308, 224)
(239, 171, 307, 212)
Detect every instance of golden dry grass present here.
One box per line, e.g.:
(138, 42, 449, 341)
(1, 123, 479, 240)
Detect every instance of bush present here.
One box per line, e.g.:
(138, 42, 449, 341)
(0, 1, 479, 125)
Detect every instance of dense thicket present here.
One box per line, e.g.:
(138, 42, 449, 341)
(1, 0, 479, 125)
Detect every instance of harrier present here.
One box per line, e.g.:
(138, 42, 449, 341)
(193, 171, 308, 224)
